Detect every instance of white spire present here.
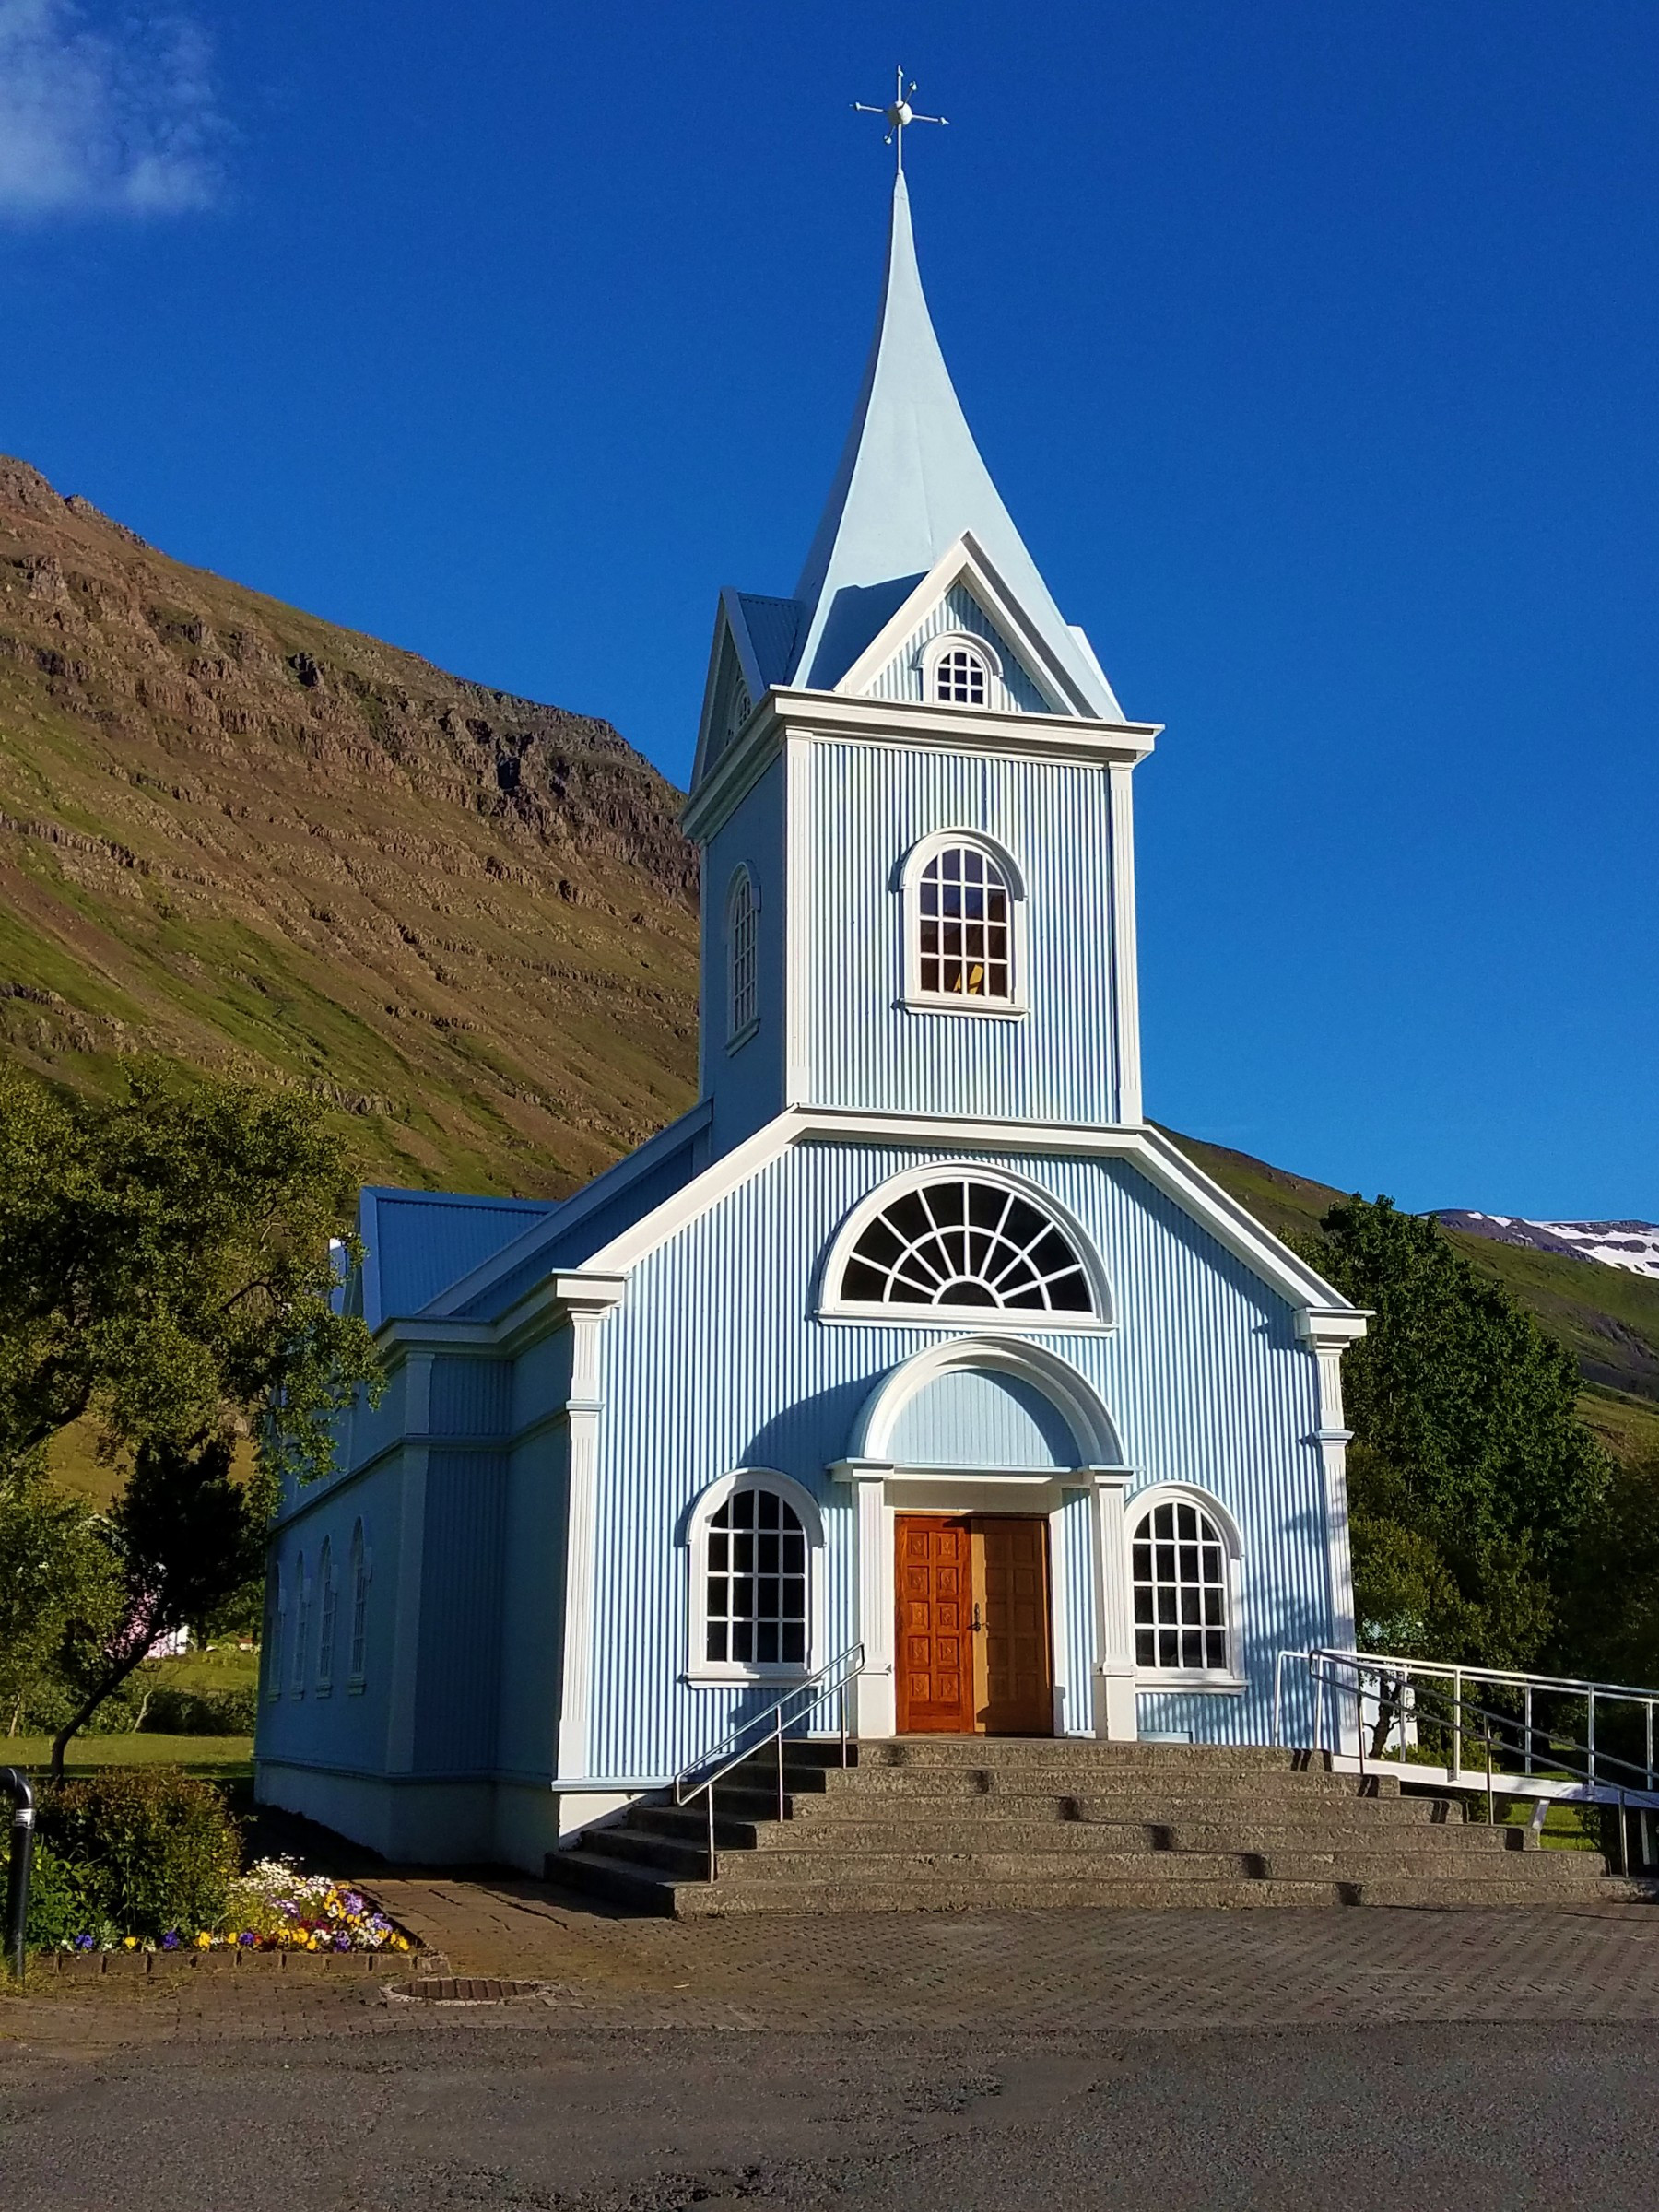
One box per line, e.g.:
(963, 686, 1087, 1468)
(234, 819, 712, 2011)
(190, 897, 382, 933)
(790, 173, 1118, 715)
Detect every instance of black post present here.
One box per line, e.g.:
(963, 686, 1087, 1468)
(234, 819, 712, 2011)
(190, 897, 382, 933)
(2, 1768, 34, 1982)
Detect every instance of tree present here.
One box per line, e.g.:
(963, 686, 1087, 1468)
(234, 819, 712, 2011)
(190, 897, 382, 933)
(0, 1453, 119, 1735)
(0, 1063, 381, 1769)
(1310, 1196, 1607, 1672)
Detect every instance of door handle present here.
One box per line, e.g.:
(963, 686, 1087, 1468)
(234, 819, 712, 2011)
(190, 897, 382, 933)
(971, 1603, 982, 1633)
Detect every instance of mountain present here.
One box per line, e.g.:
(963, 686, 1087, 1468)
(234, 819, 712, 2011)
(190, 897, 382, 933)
(0, 456, 700, 1195)
(2, 455, 1653, 1464)
(1431, 1213, 1659, 1282)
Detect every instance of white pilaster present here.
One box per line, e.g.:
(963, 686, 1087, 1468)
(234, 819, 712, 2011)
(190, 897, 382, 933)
(1088, 1467, 1138, 1740)
(1107, 760, 1143, 1125)
(551, 1276, 628, 1783)
(851, 1468, 896, 1737)
(782, 727, 814, 1107)
(383, 1352, 431, 1774)
(1296, 1311, 1368, 1661)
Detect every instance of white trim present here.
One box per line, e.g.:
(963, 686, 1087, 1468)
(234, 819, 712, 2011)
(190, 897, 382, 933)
(846, 1335, 1124, 1467)
(554, 1305, 608, 1780)
(837, 534, 1085, 717)
(1125, 1480, 1246, 1690)
(1107, 759, 1142, 1124)
(681, 1467, 826, 1688)
(579, 1109, 1359, 1331)
(1299, 1315, 1364, 1670)
(818, 1162, 1113, 1329)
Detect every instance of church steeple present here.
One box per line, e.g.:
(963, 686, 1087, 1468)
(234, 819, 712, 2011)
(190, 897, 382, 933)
(788, 174, 1120, 717)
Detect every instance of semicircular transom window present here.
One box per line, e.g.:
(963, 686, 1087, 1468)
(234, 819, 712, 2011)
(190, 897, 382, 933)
(840, 1179, 1094, 1314)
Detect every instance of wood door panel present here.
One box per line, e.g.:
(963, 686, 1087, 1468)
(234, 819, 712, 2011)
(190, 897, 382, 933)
(895, 1516, 976, 1733)
(978, 1517, 1053, 1736)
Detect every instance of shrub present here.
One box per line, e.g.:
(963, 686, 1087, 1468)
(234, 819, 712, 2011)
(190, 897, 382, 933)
(37, 1769, 241, 1940)
(137, 1681, 257, 1735)
(11, 1841, 110, 1952)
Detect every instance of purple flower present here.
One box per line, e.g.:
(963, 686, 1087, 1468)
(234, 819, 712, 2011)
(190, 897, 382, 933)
(333, 1933, 351, 1951)
(161, 1931, 181, 1950)
(342, 1892, 365, 1915)
(76, 1933, 95, 1950)
(238, 1931, 255, 1947)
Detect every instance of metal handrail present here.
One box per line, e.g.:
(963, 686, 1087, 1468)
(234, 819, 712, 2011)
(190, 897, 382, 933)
(673, 1641, 865, 1882)
(1274, 1648, 1659, 1873)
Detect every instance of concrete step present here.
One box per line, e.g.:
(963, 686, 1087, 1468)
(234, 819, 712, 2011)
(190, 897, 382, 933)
(840, 1740, 1311, 1771)
(641, 1842, 1613, 1888)
(744, 1766, 1403, 1804)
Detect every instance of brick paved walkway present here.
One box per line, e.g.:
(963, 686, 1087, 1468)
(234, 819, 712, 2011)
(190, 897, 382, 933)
(363, 1873, 1659, 2030)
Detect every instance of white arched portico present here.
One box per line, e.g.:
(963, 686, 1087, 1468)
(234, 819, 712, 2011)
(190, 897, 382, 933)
(830, 1336, 1142, 1742)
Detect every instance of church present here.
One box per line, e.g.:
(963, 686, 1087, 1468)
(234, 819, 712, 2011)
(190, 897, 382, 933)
(253, 168, 1368, 1874)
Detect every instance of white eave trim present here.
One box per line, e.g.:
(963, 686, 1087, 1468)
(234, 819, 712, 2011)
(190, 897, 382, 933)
(579, 1105, 1365, 1326)
(683, 689, 1159, 846)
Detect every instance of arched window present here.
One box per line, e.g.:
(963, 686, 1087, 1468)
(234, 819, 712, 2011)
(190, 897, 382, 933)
(315, 1538, 336, 1694)
(839, 1176, 1095, 1314)
(934, 642, 989, 706)
(290, 1552, 310, 1698)
(727, 866, 758, 1043)
(1131, 1494, 1240, 1678)
(263, 1566, 283, 1701)
(348, 1520, 369, 1688)
(917, 844, 1012, 1002)
(687, 1473, 823, 1682)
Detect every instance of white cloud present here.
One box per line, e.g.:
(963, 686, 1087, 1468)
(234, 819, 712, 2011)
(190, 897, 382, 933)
(0, 0, 224, 218)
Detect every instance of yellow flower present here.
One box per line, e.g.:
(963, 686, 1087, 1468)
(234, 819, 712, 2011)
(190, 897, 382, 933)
(194, 1932, 212, 1949)
(123, 1936, 138, 1951)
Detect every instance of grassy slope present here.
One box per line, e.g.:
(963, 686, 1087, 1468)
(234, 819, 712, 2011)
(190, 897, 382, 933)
(1165, 1127, 1659, 1465)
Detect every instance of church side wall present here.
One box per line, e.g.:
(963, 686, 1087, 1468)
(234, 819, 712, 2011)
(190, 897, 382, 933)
(803, 742, 1123, 1125)
(578, 1138, 1330, 1783)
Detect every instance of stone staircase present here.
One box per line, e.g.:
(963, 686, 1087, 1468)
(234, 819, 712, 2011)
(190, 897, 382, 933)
(545, 1739, 1659, 1917)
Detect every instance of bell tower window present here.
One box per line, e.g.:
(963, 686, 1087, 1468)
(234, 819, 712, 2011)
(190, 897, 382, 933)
(934, 643, 989, 705)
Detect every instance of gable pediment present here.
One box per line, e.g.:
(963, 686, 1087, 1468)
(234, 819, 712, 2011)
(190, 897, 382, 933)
(832, 535, 1120, 721)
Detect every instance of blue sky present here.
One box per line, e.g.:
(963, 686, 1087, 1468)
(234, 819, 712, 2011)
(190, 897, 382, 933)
(3, 2, 1655, 1219)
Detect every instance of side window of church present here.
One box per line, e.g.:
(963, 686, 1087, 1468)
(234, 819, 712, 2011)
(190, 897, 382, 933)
(705, 1488, 807, 1665)
(728, 868, 758, 1041)
(917, 846, 1011, 1001)
(1132, 1500, 1230, 1672)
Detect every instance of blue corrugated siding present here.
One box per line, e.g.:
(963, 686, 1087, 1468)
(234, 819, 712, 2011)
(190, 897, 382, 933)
(888, 1370, 1078, 1467)
(429, 1357, 512, 1437)
(869, 583, 1051, 713)
(702, 752, 788, 1156)
(413, 1451, 507, 1773)
(806, 744, 1119, 1124)
(582, 1139, 1330, 1778)
(737, 593, 804, 685)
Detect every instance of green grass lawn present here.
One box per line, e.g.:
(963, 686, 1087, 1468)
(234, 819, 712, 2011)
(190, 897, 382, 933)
(0, 1735, 253, 1780)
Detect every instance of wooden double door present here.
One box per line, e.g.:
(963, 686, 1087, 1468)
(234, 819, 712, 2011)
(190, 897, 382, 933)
(895, 1514, 1053, 1735)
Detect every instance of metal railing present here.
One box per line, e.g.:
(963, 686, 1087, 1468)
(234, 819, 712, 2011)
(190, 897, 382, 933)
(1273, 1648, 1659, 1874)
(673, 1641, 865, 1882)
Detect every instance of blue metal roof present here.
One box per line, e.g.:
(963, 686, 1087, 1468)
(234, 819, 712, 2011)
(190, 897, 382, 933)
(735, 594, 804, 687)
(360, 1187, 560, 1328)
(788, 175, 1120, 715)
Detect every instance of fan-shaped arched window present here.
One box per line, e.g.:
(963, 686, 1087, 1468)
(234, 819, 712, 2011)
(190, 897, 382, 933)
(934, 642, 989, 706)
(839, 1177, 1094, 1313)
(1131, 1494, 1239, 1677)
(315, 1538, 336, 1694)
(727, 866, 758, 1043)
(917, 845, 1011, 1002)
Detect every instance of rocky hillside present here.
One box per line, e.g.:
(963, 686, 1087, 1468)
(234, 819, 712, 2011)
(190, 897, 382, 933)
(1432, 1213, 1659, 1282)
(0, 456, 700, 1195)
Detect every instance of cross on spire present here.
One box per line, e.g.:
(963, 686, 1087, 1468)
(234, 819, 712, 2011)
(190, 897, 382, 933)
(853, 65, 947, 176)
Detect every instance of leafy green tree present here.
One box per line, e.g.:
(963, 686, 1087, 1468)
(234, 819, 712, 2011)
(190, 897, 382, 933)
(0, 1454, 120, 1734)
(0, 1064, 381, 1769)
(1310, 1196, 1608, 1671)
(1564, 1451, 1659, 1688)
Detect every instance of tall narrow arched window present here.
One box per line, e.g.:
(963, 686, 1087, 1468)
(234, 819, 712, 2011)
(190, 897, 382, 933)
(263, 1566, 284, 1701)
(290, 1552, 310, 1698)
(1130, 1491, 1242, 1682)
(315, 1538, 336, 1694)
(727, 866, 759, 1043)
(348, 1520, 369, 1688)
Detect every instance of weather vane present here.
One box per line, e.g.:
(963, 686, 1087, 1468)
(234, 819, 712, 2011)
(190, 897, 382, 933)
(853, 65, 947, 176)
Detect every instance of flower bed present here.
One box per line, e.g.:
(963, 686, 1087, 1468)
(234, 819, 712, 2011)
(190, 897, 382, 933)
(44, 1856, 412, 1956)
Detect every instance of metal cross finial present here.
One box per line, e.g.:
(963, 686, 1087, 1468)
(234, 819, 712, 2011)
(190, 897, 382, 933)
(853, 65, 947, 176)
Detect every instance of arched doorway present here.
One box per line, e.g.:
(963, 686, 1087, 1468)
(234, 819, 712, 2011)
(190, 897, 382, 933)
(831, 1339, 1135, 1740)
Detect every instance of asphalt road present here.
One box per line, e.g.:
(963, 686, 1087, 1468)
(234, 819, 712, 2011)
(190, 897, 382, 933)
(4, 2016, 1657, 2210)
